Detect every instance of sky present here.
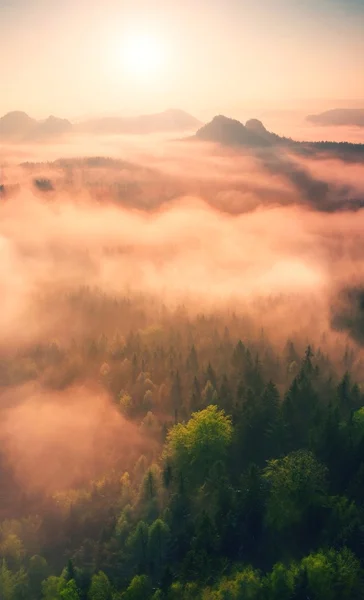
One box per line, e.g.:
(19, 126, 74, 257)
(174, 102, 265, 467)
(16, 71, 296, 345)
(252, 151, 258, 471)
(1, 0, 364, 120)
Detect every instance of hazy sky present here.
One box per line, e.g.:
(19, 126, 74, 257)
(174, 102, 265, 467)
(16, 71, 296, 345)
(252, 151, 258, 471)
(1, 0, 364, 119)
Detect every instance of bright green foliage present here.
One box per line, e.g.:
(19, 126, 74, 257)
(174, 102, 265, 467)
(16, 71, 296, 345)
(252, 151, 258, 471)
(165, 405, 232, 485)
(42, 575, 65, 600)
(0, 560, 29, 600)
(202, 567, 263, 600)
(168, 582, 200, 599)
(0, 560, 14, 600)
(264, 562, 295, 600)
(118, 391, 133, 417)
(122, 575, 151, 600)
(263, 450, 327, 531)
(301, 552, 334, 599)
(353, 406, 364, 428)
(302, 548, 361, 600)
(88, 571, 112, 600)
(224, 567, 262, 600)
(352, 406, 364, 443)
(0, 533, 25, 567)
(60, 579, 80, 600)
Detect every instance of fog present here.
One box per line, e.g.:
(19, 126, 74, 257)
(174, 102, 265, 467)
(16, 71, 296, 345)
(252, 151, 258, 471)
(1, 130, 364, 496)
(0, 385, 146, 494)
(1, 131, 364, 342)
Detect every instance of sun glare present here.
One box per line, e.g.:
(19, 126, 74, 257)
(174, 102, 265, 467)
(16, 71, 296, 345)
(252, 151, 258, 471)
(122, 33, 166, 81)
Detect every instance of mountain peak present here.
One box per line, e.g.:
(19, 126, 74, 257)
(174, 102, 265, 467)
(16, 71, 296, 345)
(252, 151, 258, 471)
(0, 111, 36, 137)
(245, 118, 268, 134)
(195, 114, 272, 147)
(35, 115, 72, 137)
(0, 111, 72, 140)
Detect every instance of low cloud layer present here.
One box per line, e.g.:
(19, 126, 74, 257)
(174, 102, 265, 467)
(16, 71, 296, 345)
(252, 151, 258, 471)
(0, 385, 146, 494)
(0, 133, 364, 495)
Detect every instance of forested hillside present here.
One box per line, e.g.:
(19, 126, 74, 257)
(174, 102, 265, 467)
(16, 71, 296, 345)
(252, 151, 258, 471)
(1, 289, 364, 599)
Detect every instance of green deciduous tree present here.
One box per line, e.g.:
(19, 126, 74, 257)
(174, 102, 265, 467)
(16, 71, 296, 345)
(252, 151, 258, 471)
(0, 560, 14, 600)
(0, 533, 25, 569)
(60, 579, 80, 600)
(88, 571, 112, 600)
(118, 391, 133, 417)
(264, 562, 295, 600)
(42, 575, 65, 600)
(122, 575, 151, 600)
(301, 547, 362, 600)
(0, 560, 29, 600)
(263, 450, 327, 533)
(164, 405, 232, 488)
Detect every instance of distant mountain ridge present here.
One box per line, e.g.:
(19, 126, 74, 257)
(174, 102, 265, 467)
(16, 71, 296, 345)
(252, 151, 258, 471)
(0, 111, 36, 137)
(0, 109, 201, 141)
(194, 114, 364, 157)
(76, 109, 201, 134)
(306, 108, 364, 127)
(196, 115, 273, 147)
(0, 111, 72, 141)
(34, 115, 73, 138)
(195, 115, 294, 148)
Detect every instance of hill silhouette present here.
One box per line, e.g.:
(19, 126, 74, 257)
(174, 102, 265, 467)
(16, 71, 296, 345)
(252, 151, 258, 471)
(0, 108, 201, 140)
(77, 108, 201, 135)
(0, 111, 37, 138)
(194, 114, 364, 159)
(195, 115, 273, 147)
(33, 115, 73, 138)
(307, 108, 364, 127)
(0, 111, 72, 141)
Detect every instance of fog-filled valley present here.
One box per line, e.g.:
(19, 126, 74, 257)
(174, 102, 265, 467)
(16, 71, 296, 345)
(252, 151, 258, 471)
(1, 119, 364, 598)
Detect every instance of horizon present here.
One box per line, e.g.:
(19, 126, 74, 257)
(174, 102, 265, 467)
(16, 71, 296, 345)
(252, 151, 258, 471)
(2, 99, 364, 124)
(1, 0, 364, 119)
(1, 104, 364, 147)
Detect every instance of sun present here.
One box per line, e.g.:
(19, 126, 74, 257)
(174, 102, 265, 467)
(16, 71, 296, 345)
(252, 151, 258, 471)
(122, 33, 166, 81)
